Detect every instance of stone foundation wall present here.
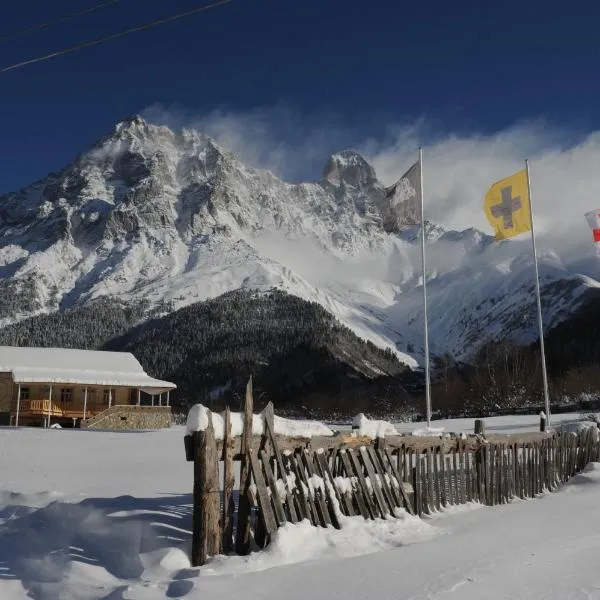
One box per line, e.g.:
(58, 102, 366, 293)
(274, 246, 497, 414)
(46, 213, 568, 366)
(82, 406, 172, 430)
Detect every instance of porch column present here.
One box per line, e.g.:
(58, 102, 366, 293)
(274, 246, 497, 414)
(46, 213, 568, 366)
(15, 384, 21, 427)
(83, 387, 88, 421)
(158, 392, 162, 407)
(151, 394, 154, 407)
(108, 389, 112, 408)
(167, 390, 170, 407)
(47, 384, 53, 428)
(137, 388, 141, 406)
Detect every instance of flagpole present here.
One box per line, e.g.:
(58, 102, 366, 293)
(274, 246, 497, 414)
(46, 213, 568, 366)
(419, 147, 432, 428)
(525, 159, 551, 424)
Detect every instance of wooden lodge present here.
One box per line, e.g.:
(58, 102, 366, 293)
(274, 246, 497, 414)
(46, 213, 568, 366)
(0, 346, 176, 428)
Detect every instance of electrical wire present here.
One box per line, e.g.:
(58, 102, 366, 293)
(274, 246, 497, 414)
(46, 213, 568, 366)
(1, 0, 232, 74)
(0, 0, 126, 43)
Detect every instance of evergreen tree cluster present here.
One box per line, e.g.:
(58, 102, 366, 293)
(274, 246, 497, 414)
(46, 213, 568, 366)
(0, 297, 149, 348)
(104, 289, 415, 414)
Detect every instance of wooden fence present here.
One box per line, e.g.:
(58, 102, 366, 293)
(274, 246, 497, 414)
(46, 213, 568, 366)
(183, 382, 600, 566)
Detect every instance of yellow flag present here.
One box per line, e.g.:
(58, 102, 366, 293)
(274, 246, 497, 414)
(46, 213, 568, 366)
(483, 169, 531, 240)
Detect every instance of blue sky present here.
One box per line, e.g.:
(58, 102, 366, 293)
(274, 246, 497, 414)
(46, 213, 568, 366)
(0, 0, 599, 193)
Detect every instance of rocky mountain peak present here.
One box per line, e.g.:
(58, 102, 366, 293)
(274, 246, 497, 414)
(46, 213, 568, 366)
(322, 150, 378, 189)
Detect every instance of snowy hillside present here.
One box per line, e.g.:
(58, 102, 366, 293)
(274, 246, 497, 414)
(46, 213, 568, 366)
(0, 115, 599, 367)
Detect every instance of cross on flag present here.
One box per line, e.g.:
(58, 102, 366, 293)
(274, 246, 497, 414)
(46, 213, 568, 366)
(483, 169, 531, 240)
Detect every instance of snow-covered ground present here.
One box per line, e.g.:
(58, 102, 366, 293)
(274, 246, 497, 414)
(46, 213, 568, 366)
(0, 413, 599, 599)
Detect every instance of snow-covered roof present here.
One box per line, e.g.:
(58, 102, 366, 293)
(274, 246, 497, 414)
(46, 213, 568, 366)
(0, 346, 176, 392)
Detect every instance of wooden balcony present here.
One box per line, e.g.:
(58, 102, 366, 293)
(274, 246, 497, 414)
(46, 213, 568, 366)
(13, 399, 108, 420)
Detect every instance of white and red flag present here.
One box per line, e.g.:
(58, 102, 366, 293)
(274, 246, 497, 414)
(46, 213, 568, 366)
(585, 209, 600, 244)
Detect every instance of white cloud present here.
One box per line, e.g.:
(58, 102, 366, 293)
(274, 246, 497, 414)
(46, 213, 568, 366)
(143, 104, 600, 255)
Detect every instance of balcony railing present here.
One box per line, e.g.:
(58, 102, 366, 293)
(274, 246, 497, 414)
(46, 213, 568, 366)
(14, 399, 108, 419)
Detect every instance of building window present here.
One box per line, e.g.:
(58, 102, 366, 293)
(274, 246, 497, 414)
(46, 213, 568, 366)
(60, 388, 72, 402)
(87, 389, 96, 403)
(20, 387, 30, 400)
(103, 389, 113, 404)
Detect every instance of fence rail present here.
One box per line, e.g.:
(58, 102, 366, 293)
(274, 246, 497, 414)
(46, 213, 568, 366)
(183, 381, 600, 567)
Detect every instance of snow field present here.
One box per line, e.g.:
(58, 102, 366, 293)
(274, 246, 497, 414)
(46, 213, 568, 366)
(0, 412, 598, 599)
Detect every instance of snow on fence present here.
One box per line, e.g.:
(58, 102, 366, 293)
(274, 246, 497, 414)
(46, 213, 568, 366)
(183, 379, 600, 567)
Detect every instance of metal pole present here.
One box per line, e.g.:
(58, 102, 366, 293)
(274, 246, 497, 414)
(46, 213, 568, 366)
(419, 147, 432, 428)
(15, 383, 21, 427)
(525, 159, 551, 424)
(83, 387, 88, 421)
(167, 390, 170, 407)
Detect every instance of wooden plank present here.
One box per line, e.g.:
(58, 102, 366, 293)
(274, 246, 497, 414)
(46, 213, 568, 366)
(503, 445, 509, 503)
(412, 463, 420, 516)
(452, 448, 459, 505)
(439, 445, 447, 506)
(235, 377, 254, 555)
(478, 446, 485, 505)
(221, 406, 235, 554)
(249, 449, 278, 538)
(368, 447, 397, 512)
(293, 453, 320, 525)
(211, 430, 558, 460)
(519, 443, 526, 498)
(458, 442, 466, 505)
(359, 447, 390, 517)
(425, 447, 436, 512)
(372, 448, 399, 510)
(263, 402, 299, 524)
(260, 449, 286, 527)
(512, 443, 519, 499)
(444, 455, 451, 505)
(496, 445, 502, 504)
(420, 457, 429, 514)
(549, 436, 555, 486)
(405, 448, 413, 483)
(287, 453, 312, 523)
(397, 447, 404, 482)
(301, 451, 331, 527)
(315, 452, 342, 528)
(527, 445, 533, 498)
(191, 415, 220, 566)
(383, 447, 415, 515)
(484, 445, 491, 506)
(432, 447, 441, 510)
(535, 442, 542, 495)
(319, 450, 353, 516)
(464, 447, 471, 502)
(347, 448, 378, 519)
(339, 449, 370, 519)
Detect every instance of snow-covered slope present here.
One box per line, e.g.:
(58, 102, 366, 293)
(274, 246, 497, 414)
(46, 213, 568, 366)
(0, 115, 598, 367)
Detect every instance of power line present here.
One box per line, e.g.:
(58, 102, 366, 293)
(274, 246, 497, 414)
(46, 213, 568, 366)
(0, 0, 126, 43)
(1, 0, 232, 74)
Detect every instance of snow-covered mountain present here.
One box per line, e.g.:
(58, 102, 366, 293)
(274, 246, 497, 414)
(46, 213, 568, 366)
(1, 115, 599, 368)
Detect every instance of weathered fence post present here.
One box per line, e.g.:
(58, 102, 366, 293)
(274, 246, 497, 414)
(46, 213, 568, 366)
(191, 412, 220, 567)
(235, 376, 254, 555)
(540, 412, 547, 432)
(474, 419, 486, 436)
(221, 406, 235, 554)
